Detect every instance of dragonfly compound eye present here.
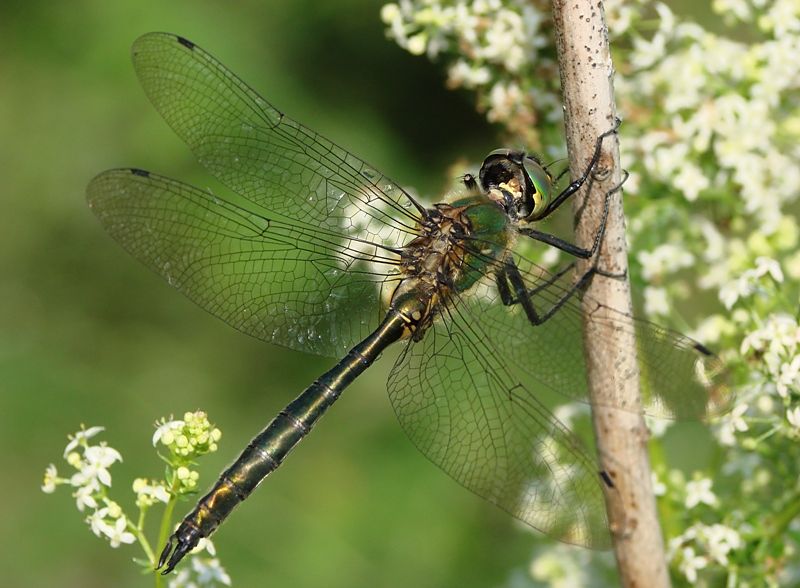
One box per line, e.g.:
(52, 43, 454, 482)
(479, 149, 542, 221)
(520, 156, 553, 221)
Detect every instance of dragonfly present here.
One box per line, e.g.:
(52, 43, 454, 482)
(86, 32, 729, 574)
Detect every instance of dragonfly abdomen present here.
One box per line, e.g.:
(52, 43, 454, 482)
(158, 308, 412, 574)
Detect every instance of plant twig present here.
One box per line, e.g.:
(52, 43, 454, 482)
(551, 2, 671, 586)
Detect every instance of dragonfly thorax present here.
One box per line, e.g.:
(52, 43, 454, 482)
(390, 204, 474, 339)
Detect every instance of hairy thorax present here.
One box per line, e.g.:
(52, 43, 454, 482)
(390, 194, 511, 339)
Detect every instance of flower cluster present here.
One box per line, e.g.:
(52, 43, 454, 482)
(668, 523, 743, 583)
(154, 411, 222, 459)
(381, 0, 800, 585)
(42, 425, 134, 548)
(529, 544, 613, 588)
(43, 414, 230, 587)
(154, 411, 222, 497)
(381, 0, 558, 147)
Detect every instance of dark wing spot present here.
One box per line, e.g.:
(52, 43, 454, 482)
(693, 342, 713, 356)
(599, 470, 615, 489)
(130, 168, 150, 177)
(176, 35, 195, 50)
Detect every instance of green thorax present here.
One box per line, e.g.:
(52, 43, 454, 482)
(448, 193, 513, 292)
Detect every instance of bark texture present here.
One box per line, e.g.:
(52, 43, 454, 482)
(551, 2, 671, 587)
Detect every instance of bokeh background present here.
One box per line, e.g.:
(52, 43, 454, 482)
(0, 1, 570, 586)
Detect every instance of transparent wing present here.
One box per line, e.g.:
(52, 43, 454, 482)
(89, 32, 431, 356)
(130, 32, 423, 240)
(87, 169, 403, 357)
(489, 254, 731, 420)
(387, 286, 611, 548)
(385, 250, 728, 546)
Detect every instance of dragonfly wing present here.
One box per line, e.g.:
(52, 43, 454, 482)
(387, 287, 611, 548)
(495, 255, 731, 420)
(87, 169, 400, 357)
(130, 32, 422, 241)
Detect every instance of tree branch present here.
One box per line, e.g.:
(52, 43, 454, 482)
(550, 2, 671, 586)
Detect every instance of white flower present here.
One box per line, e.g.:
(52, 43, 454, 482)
(685, 477, 718, 509)
(637, 244, 694, 281)
(705, 524, 741, 565)
(673, 162, 709, 201)
(447, 60, 491, 88)
(713, 0, 752, 22)
(86, 506, 116, 537)
(407, 32, 427, 55)
(77, 444, 122, 487)
(192, 537, 217, 557)
(63, 426, 105, 456)
(552, 403, 588, 428)
(776, 355, 800, 397)
(655, 2, 676, 34)
(678, 546, 707, 583)
(168, 569, 192, 588)
(529, 545, 591, 587)
(192, 557, 231, 586)
(716, 403, 748, 446)
(380, 3, 400, 24)
(740, 313, 800, 398)
(41, 464, 58, 493)
(651, 472, 667, 496)
(631, 30, 668, 69)
(72, 484, 98, 512)
(690, 315, 733, 345)
(756, 393, 775, 415)
(487, 81, 523, 123)
(643, 286, 670, 317)
(645, 414, 671, 438)
(606, 0, 636, 32)
(98, 516, 136, 548)
(753, 256, 784, 283)
(85, 443, 122, 470)
(133, 478, 171, 507)
(719, 258, 784, 311)
(786, 406, 800, 428)
(719, 277, 748, 310)
(86, 511, 105, 537)
(153, 418, 185, 447)
(479, 8, 528, 71)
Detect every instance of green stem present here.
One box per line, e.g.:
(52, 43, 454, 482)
(770, 486, 800, 537)
(135, 508, 156, 562)
(752, 425, 779, 444)
(128, 517, 155, 564)
(158, 495, 177, 556)
(154, 475, 181, 588)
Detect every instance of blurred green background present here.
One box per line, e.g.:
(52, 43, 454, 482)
(0, 0, 574, 586)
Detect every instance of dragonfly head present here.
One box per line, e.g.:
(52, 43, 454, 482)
(479, 149, 553, 222)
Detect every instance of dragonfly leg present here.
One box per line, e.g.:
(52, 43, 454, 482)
(497, 259, 623, 327)
(519, 169, 629, 260)
(495, 261, 575, 309)
(536, 118, 621, 220)
(496, 261, 574, 325)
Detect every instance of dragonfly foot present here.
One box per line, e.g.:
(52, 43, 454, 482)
(157, 523, 202, 574)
